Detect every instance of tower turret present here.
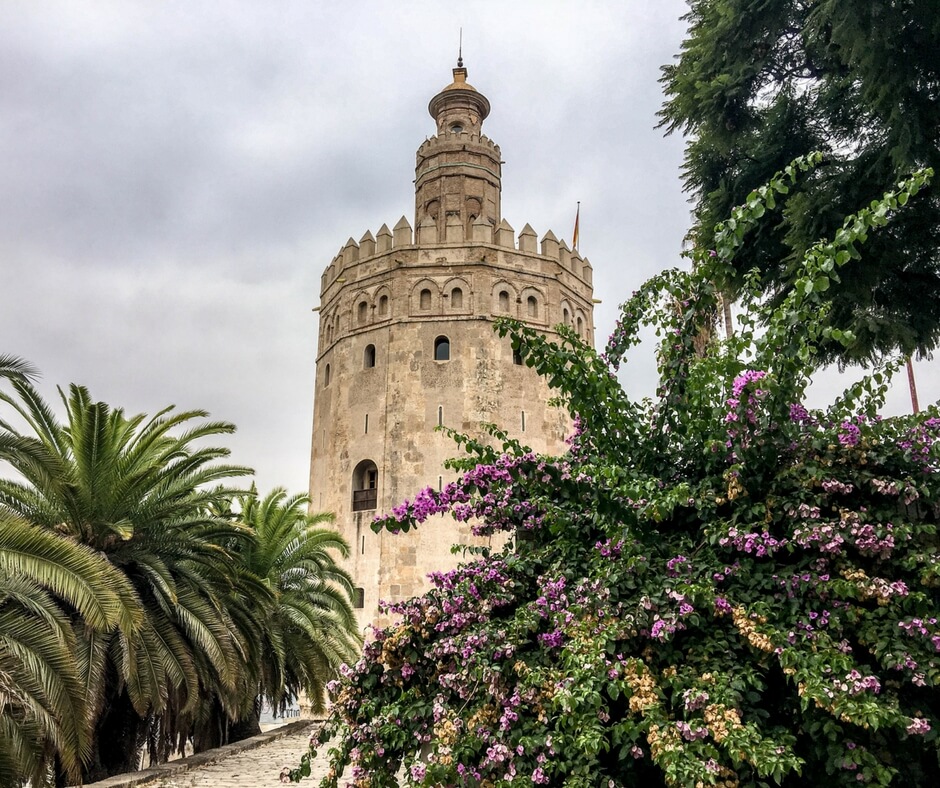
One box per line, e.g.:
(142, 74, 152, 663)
(415, 63, 501, 240)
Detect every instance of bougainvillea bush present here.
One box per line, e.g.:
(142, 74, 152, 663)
(287, 156, 939, 786)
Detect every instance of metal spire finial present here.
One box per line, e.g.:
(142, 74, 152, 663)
(457, 28, 463, 67)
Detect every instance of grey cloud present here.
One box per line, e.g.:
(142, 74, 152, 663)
(2, 0, 932, 498)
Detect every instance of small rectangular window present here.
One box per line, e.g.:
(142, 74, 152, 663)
(353, 588, 365, 609)
(365, 414, 369, 434)
(521, 411, 526, 432)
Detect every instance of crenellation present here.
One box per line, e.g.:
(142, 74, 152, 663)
(518, 223, 537, 253)
(558, 240, 570, 270)
(570, 248, 582, 275)
(471, 215, 492, 243)
(540, 229, 559, 259)
(444, 213, 464, 243)
(359, 230, 376, 258)
(496, 218, 514, 248)
(417, 216, 438, 245)
(376, 223, 393, 253)
(330, 250, 344, 278)
(321, 232, 597, 294)
(416, 132, 501, 159)
(343, 237, 360, 267)
(393, 216, 413, 247)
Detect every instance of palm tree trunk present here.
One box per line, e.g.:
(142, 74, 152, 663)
(907, 357, 920, 414)
(721, 292, 734, 339)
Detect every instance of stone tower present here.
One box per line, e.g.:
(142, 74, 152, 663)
(308, 61, 595, 628)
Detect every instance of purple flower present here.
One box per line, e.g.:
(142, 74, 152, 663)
(732, 369, 768, 397)
(838, 422, 861, 447)
(907, 718, 931, 735)
(532, 766, 550, 784)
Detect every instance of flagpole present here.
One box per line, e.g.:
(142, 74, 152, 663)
(572, 201, 580, 250)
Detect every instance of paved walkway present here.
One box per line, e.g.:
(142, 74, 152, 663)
(80, 722, 332, 788)
(153, 725, 328, 787)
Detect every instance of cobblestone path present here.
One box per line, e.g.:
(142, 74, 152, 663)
(152, 723, 329, 788)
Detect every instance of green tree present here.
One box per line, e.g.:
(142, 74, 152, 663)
(1, 361, 142, 786)
(658, 0, 940, 364)
(0, 381, 251, 782)
(0, 511, 142, 787)
(288, 161, 939, 786)
(221, 488, 360, 740)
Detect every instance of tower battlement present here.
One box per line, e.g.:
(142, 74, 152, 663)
(319, 218, 593, 297)
(415, 131, 501, 159)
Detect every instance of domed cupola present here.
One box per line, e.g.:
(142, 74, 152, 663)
(427, 58, 491, 137)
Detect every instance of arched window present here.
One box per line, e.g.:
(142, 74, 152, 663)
(327, 323, 333, 343)
(577, 316, 584, 336)
(527, 295, 538, 317)
(357, 301, 368, 325)
(451, 287, 463, 309)
(364, 344, 376, 368)
(378, 295, 389, 316)
(563, 307, 570, 325)
(352, 460, 378, 511)
(420, 288, 432, 310)
(499, 290, 510, 312)
(513, 349, 523, 366)
(434, 336, 450, 361)
(324, 363, 331, 386)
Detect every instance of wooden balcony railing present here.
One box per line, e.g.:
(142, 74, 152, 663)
(352, 489, 377, 511)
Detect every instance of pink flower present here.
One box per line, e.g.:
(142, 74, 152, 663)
(907, 718, 931, 735)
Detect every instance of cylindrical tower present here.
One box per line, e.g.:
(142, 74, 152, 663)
(416, 63, 501, 240)
(309, 63, 595, 628)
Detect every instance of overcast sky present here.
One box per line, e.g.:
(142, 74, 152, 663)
(1, 1, 935, 495)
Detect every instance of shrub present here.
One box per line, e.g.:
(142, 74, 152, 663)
(287, 157, 938, 786)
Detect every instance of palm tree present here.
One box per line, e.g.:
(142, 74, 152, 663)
(0, 355, 37, 384)
(0, 379, 252, 782)
(223, 488, 361, 739)
(0, 513, 141, 787)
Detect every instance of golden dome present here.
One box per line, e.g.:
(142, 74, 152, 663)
(441, 67, 477, 92)
(428, 64, 490, 123)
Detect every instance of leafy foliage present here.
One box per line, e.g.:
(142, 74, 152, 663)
(231, 488, 361, 719)
(287, 160, 939, 786)
(658, 0, 940, 364)
(0, 376, 358, 785)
